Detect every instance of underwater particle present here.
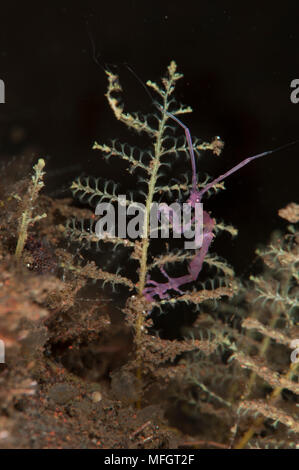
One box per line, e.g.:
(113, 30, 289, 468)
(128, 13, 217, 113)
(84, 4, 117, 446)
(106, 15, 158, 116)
(91, 391, 102, 403)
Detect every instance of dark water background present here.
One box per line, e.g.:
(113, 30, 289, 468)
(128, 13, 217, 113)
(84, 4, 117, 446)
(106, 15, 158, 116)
(0, 2, 298, 276)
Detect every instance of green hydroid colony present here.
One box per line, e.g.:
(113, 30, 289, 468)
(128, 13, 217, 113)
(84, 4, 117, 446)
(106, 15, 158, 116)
(66, 62, 298, 448)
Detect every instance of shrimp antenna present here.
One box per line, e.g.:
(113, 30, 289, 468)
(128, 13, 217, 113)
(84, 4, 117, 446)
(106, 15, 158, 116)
(86, 21, 116, 74)
(123, 63, 157, 106)
(198, 139, 299, 198)
(86, 20, 103, 70)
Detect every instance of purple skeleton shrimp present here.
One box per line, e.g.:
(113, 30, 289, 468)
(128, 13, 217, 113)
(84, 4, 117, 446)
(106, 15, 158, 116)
(143, 106, 294, 302)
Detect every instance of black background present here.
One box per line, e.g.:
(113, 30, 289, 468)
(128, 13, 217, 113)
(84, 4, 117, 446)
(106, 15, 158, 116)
(0, 2, 298, 275)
